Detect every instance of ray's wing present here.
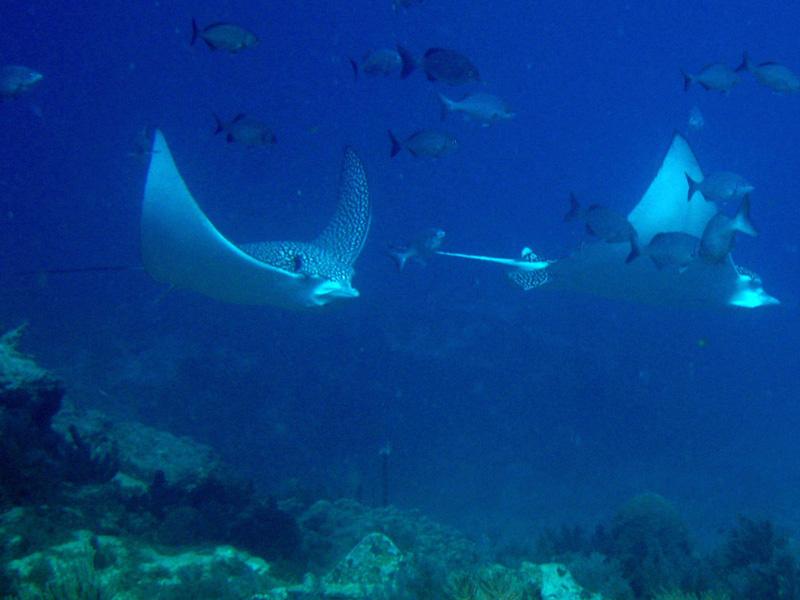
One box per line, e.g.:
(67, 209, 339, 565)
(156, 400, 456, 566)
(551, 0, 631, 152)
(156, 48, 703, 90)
(314, 147, 371, 266)
(628, 133, 717, 244)
(141, 130, 328, 308)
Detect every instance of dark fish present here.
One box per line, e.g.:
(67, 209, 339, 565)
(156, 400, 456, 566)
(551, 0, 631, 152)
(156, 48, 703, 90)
(349, 48, 414, 80)
(736, 52, 800, 93)
(630, 232, 700, 270)
(565, 193, 640, 262)
(699, 196, 757, 263)
(388, 129, 458, 158)
(191, 19, 259, 53)
(213, 113, 276, 146)
(682, 63, 740, 92)
(401, 47, 480, 85)
(0, 65, 43, 100)
(388, 228, 446, 270)
(686, 171, 753, 205)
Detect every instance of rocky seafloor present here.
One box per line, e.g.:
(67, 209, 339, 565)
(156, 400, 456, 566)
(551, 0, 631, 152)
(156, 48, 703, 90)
(2, 325, 799, 600)
(0, 326, 597, 599)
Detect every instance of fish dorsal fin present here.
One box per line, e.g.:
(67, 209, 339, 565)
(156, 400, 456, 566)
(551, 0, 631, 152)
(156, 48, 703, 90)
(628, 133, 717, 245)
(314, 147, 371, 265)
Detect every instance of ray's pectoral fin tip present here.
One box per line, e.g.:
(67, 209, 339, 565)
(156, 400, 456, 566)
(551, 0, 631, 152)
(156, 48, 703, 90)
(141, 130, 370, 309)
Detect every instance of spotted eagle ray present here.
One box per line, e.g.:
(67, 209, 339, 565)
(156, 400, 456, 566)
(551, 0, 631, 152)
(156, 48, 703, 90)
(141, 130, 371, 308)
(437, 133, 779, 309)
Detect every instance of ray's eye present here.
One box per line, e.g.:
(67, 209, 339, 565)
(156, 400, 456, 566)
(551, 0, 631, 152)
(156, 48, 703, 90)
(292, 254, 304, 273)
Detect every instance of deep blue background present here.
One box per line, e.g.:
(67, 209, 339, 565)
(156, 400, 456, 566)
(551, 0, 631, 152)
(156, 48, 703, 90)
(1, 0, 799, 548)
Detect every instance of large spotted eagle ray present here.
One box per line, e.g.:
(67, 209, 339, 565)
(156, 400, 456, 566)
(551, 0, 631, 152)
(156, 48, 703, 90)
(438, 133, 778, 309)
(141, 131, 371, 308)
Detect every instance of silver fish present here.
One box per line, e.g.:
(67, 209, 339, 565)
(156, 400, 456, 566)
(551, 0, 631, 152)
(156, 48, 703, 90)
(401, 47, 480, 85)
(388, 228, 446, 270)
(699, 196, 757, 263)
(0, 65, 43, 100)
(565, 193, 640, 262)
(388, 129, 458, 158)
(682, 63, 740, 92)
(633, 232, 700, 270)
(191, 19, 259, 53)
(350, 48, 414, 80)
(213, 113, 276, 146)
(686, 171, 753, 205)
(439, 92, 515, 124)
(736, 52, 800, 93)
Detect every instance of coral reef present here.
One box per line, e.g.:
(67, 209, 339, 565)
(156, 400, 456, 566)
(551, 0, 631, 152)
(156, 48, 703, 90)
(125, 466, 301, 562)
(298, 498, 481, 574)
(53, 407, 221, 485)
(564, 551, 634, 600)
(603, 493, 696, 598)
(5, 325, 800, 600)
(62, 424, 120, 485)
(0, 325, 117, 508)
(712, 516, 800, 600)
(321, 532, 405, 597)
(446, 563, 540, 600)
(652, 591, 730, 600)
(5, 528, 277, 599)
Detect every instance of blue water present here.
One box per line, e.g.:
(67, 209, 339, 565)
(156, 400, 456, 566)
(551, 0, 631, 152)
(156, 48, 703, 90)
(2, 0, 799, 549)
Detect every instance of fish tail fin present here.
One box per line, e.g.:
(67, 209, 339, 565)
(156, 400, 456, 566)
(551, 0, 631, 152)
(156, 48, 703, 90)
(397, 45, 416, 78)
(349, 58, 359, 82)
(212, 113, 224, 135)
(438, 93, 452, 121)
(191, 18, 199, 45)
(685, 172, 699, 202)
(681, 70, 692, 91)
(625, 239, 641, 264)
(736, 51, 751, 73)
(734, 194, 758, 237)
(388, 247, 410, 271)
(564, 193, 581, 222)
(388, 130, 402, 158)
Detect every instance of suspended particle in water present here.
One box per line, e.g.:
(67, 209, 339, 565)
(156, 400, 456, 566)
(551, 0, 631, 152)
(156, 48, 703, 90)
(688, 105, 705, 131)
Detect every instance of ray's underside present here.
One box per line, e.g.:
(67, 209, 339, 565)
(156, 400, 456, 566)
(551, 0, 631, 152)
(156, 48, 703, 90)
(438, 134, 778, 309)
(141, 131, 370, 308)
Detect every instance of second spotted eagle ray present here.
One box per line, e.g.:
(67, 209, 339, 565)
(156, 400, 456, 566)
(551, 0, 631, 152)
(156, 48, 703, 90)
(141, 130, 371, 308)
(437, 133, 779, 309)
